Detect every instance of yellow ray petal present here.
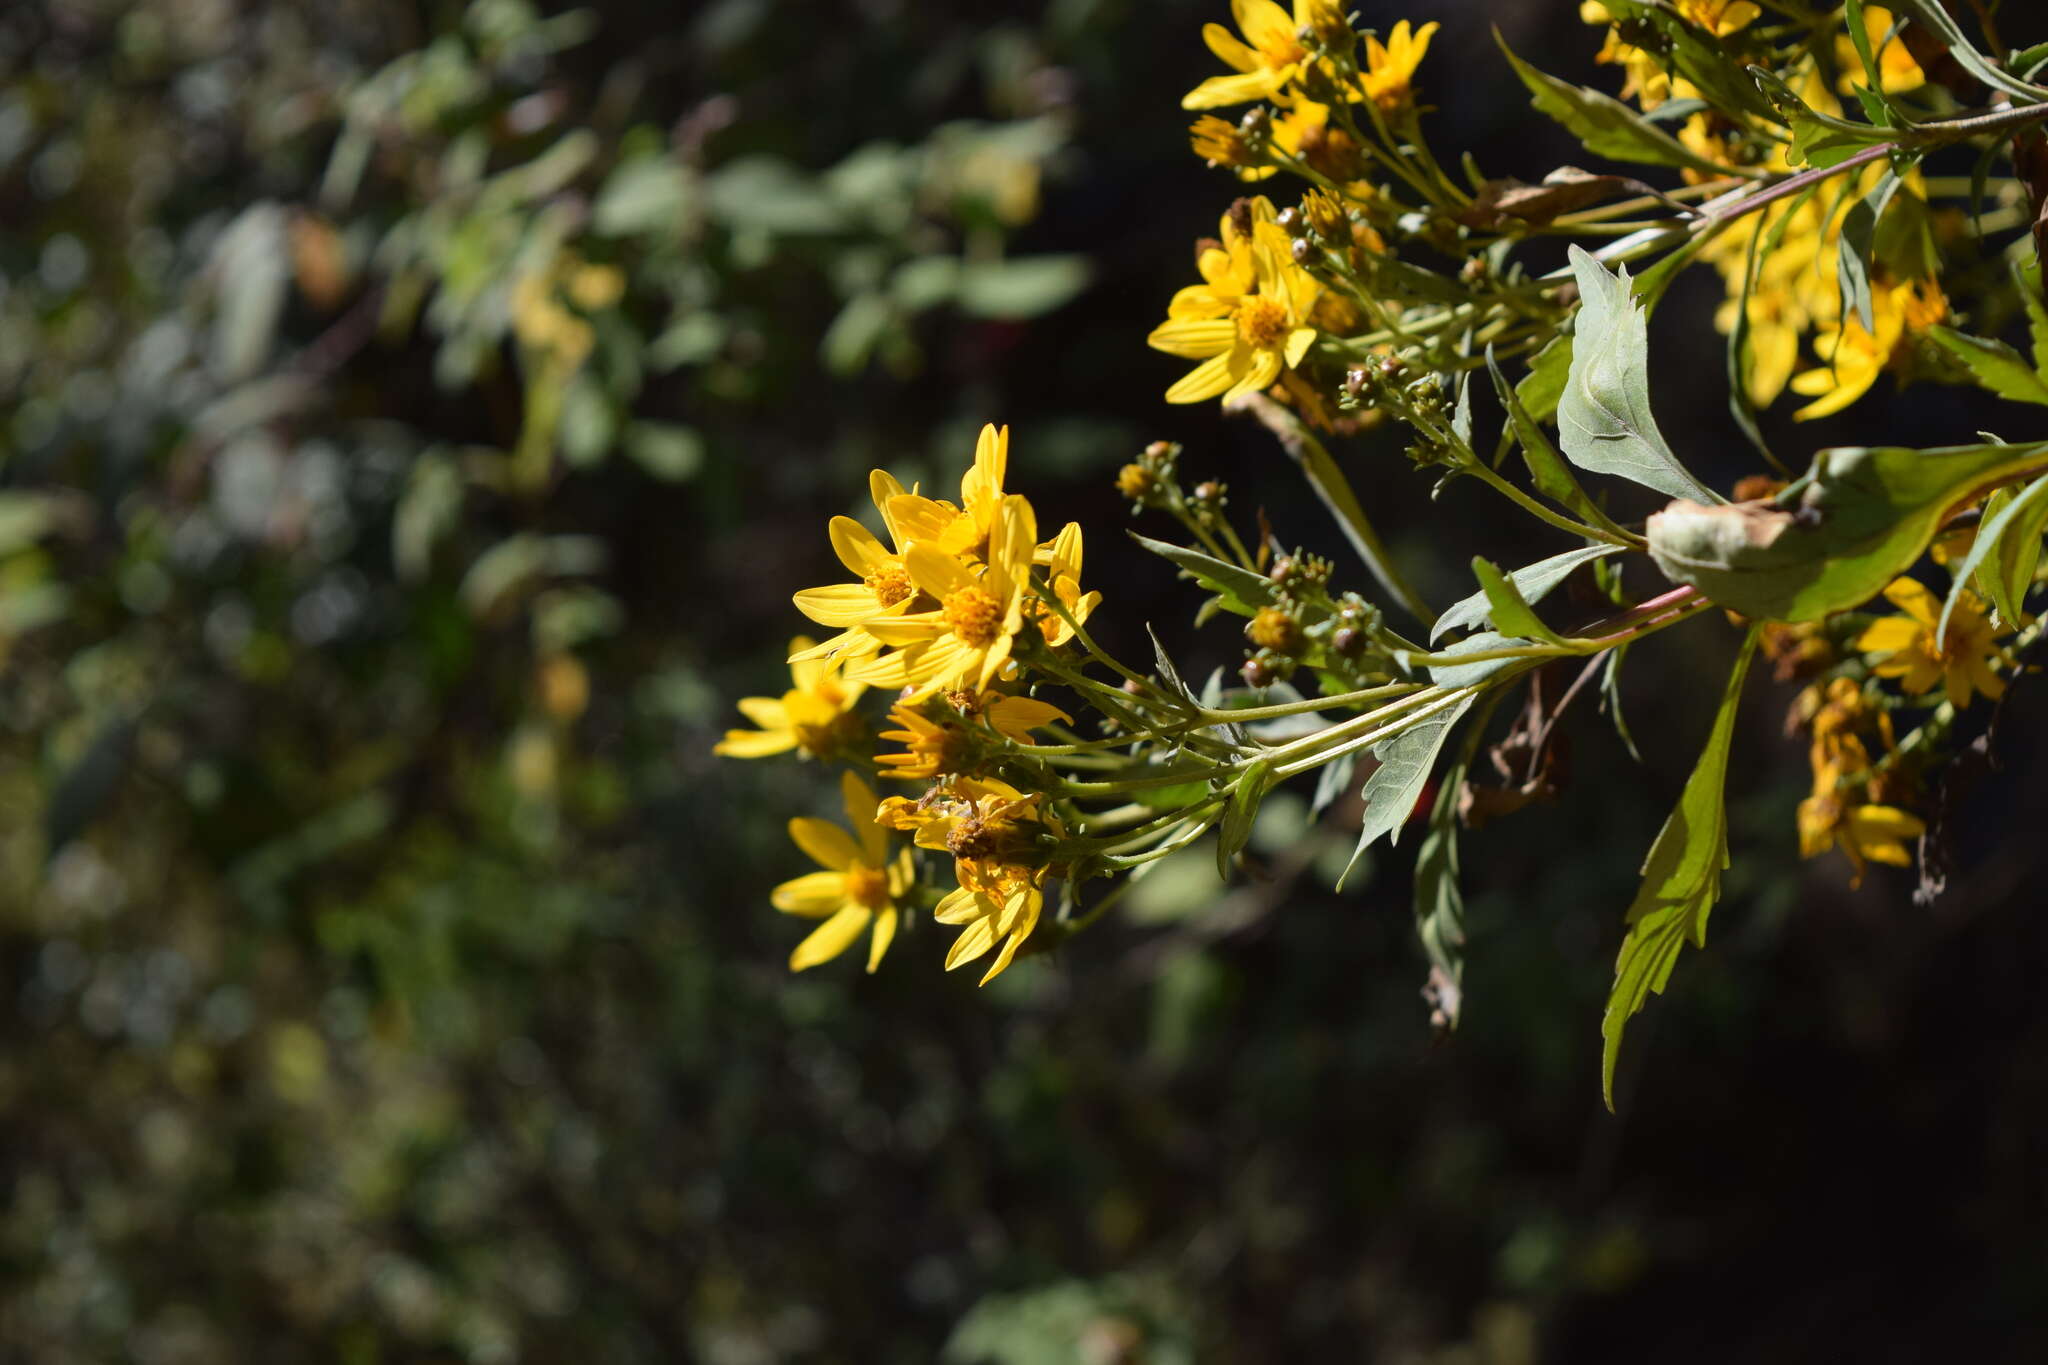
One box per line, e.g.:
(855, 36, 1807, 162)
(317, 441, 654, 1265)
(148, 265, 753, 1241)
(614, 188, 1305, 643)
(788, 816, 861, 871)
(771, 870, 848, 915)
(789, 903, 871, 971)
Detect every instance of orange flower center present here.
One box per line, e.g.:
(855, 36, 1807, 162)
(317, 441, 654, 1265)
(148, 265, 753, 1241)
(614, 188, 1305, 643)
(942, 585, 1004, 647)
(1233, 295, 1291, 350)
(865, 565, 913, 608)
(845, 864, 890, 910)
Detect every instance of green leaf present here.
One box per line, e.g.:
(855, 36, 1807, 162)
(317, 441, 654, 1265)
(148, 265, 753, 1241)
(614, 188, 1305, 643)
(704, 156, 847, 234)
(394, 450, 463, 583)
(1748, 65, 1898, 169)
(1559, 248, 1719, 503)
(1927, 326, 2048, 405)
(1516, 332, 1573, 425)
(1887, 1, 2048, 103)
(1645, 441, 2048, 622)
(1434, 543, 1622, 642)
(1596, 1, 1777, 119)
(622, 421, 704, 481)
(1843, 0, 1885, 96)
(1488, 350, 1633, 542)
(591, 156, 696, 238)
(1218, 759, 1277, 879)
(1405, 631, 1546, 689)
(1601, 627, 1759, 1110)
(1470, 558, 1567, 646)
(955, 256, 1091, 319)
(1130, 533, 1274, 618)
(1496, 31, 1733, 177)
(1939, 471, 2048, 640)
(1337, 694, 1474, 890)
(2018, 261, 2048, 380)
(1835, 170, 1900, 334)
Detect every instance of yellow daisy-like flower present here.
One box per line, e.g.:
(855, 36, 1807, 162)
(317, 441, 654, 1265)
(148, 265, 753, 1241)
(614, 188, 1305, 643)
(1027, 519, 1103, 649)
(885, 423, 1013, 566)
(770, 771, 914, 973)
(878, 776, 1067, 984)
(1836, 6, 1924, 95)
(877, 690, 1072, 781)
(1789, 277, 1947, 421)
(714, 635, 867, 759)
(789, 469, 923, 664)
(1181, 0, 1342, 110)
(1148, 197, 1319, 405)
(1360, 19, 1441, 112)
(855, 493, 1039, 697)
(1797, 780, 1924, 888)
(1855, 577, 2011, 709)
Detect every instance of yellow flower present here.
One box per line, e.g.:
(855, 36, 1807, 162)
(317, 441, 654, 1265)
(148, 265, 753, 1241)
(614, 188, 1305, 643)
(1181, 0, 1340, 110)
(790, 469, 923, 664)
(855, 493, 1040, 696)
(770, 771, 913, 973)
(512, 254, 624, 374)
(1836, 6, 1924, 94)
(1027, 518, 1103, 649)
(885, 423, 1013, 565)
(714, 636, 866, 759)
(1360, 19, 1440, 112)
(878, 776, 1067, 984)
(1190, 115, 1275, 180)
(1789, 278, 1946, 421)
(1796, 769, 1924, 887)
(1855, 577, 2011, 709)
(1148, 197, 1320, 405)
(877, 690, 1072, 781)
(1581, 1, 1756, 109)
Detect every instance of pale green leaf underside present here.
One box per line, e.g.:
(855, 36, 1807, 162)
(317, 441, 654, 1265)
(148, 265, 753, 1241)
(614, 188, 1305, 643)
(1433, 543, 1623, 641)
(1339, 694, 1475, 890)
(1560, 247, 1719, 504)
(1646, 441, 2048, 622)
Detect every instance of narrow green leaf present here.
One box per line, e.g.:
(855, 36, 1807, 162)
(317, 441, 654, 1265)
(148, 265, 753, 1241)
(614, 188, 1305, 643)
(1468, 557, 1570, 646)
(1516, 332, 1573, 425)
(1601, 627, 1760, 1109)
(2018, 262, 2048, 381)
(1338, 693, 1474, 889)
(1488, 348, 1627, 540)
(1646, 441, 2048, 622)
(1926, 327, 2048, 406)
(1596, 1, 1776, 119)
(1888, 1, 2048, 103)
(1843, 0, 1885, 95)
(1129, 533, 1274, 617)
(1749, 66, 1898, 169)
(1835, 170, 1900, 334)
(1559, 247, 1719, 503)
(1496, 30, 1733, 177)
(1218, 759, 1277, 879)
(1434, 542, 1622, 642)
(1938, 471, 2048, 641)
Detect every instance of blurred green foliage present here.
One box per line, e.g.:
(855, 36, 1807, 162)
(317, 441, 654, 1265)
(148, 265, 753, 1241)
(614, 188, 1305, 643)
(3, 1, 2047, 1361)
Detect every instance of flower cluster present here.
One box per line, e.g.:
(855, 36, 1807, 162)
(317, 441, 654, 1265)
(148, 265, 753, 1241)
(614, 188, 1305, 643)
(720, 424, 1109, 983)
(725, 1, 2048, 1101)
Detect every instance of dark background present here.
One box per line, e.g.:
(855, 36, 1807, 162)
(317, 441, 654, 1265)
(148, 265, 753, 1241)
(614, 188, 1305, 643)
(2, 1, 2046, 1359)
